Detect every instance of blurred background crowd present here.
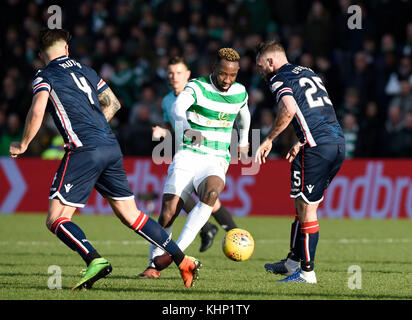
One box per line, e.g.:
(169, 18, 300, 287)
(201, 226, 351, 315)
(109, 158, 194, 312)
(0, 0, 412, 159)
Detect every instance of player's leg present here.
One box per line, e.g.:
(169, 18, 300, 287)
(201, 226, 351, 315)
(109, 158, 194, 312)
(265, 208, 301, 276)
(47, 201, 112, 291)
(296, 144, 344, 277)
(278, 145, 319, 283)
(47, 149, 113, 290)
(140, 161, 194, 277)
(185, 196, 217, 234)
(211, 198, 237, 231)
(198, 198, 237, 252)
(195, 195, 218, 252)
(279, 144, 344, 283)
(265, 146, 304, 276)
(152, 153, 227, 270)
(289, 210, 301, 260)
(97, 149, 201, 287)
(175, 175, 225, 252)
(141, 193, 184, 278)
(107, 197, 184, 261)
(46, 199, 103, 266)
(108, 197, 201, 287)
(294, 198, 319, 282)
(278, 199, 319, 283)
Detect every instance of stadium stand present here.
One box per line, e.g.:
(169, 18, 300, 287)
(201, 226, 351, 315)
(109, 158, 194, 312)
(0, 0, 411, 158)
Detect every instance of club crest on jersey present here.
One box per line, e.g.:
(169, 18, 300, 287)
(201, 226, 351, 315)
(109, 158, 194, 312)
(218, 112, 229, 121)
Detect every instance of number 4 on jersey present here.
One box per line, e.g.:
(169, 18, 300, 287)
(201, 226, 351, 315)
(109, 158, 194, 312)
(70, 73, 95, 105)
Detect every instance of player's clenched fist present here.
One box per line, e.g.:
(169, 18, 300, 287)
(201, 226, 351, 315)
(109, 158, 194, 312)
(9, 142, 27, 158)
(152, 126, 168, 139)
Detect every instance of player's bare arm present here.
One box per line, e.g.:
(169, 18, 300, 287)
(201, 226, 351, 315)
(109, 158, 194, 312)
(255, 95, 297, 164)
(98, 87, 121, 122)
(9, 90, 49, 158)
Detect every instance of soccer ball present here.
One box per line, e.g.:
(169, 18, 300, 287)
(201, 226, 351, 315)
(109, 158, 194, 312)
(222, 228, 254, 262)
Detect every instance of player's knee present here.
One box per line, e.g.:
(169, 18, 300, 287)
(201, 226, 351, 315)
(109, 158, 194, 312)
(46, 215, 71, 233)
(202, 189, 219, 206)
(45, 214, 56, 232)
(45, 219, 53, 232)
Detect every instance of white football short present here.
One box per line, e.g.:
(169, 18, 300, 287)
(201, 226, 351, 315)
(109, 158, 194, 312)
(163, 149, 229, 202)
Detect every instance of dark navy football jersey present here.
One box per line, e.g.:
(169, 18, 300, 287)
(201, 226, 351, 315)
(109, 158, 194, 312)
(269, 63, 345, 147)
(32, 55, 118, 149)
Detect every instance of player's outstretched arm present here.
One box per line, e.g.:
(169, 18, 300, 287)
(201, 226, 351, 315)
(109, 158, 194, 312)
(255, 95, 296, 164)
(98, 87, 121, 122)
(10, 90, 49, 158)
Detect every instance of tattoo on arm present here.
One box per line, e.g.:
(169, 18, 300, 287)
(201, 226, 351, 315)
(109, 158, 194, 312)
(98, 87, 121, 122)
(268, 99, 294, 141)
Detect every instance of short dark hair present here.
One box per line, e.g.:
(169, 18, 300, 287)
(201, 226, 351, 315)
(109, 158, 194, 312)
(38, 28, 71, 52)
(168, 56, 189, 69)
(255, 40, 285, 57)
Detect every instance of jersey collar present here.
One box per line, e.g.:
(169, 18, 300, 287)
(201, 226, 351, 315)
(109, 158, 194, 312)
(277, 63, 291, 73)
(269, 63, 291, 82)
(50, 55, 69, 64)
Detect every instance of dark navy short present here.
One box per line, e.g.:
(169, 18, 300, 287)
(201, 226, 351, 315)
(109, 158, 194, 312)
(49, 144, 134, 207)
(290, 144, 345, 204)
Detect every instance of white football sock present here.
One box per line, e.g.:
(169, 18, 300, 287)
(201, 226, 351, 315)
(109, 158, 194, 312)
(176, 201, 213, 252)
(149, 226, 172, 268)
(301, 270, 317, 283)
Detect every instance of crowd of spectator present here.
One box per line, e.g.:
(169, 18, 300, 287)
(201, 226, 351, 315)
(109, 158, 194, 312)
(1, 0, 412, 159)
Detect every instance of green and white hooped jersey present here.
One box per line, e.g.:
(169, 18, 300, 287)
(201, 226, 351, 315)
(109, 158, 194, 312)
(180, 75, 248, 164)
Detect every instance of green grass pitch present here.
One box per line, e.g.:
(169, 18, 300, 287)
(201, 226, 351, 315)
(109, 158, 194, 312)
(1, 214, 412, 300)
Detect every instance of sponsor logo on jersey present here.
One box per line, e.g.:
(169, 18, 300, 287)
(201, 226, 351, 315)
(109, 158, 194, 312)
(64, 183, 73, 193)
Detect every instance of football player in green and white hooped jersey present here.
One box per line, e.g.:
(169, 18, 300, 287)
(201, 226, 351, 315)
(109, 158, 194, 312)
(152, 48, 251, 271)
(138, 57, 241, 279)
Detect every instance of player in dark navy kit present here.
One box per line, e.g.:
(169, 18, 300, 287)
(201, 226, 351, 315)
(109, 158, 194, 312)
(255, 40, 345, 283)
(9, 29, 201, 289)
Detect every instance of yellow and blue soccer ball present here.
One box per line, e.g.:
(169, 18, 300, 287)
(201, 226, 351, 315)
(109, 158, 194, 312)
(222, 228, 254, 262)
